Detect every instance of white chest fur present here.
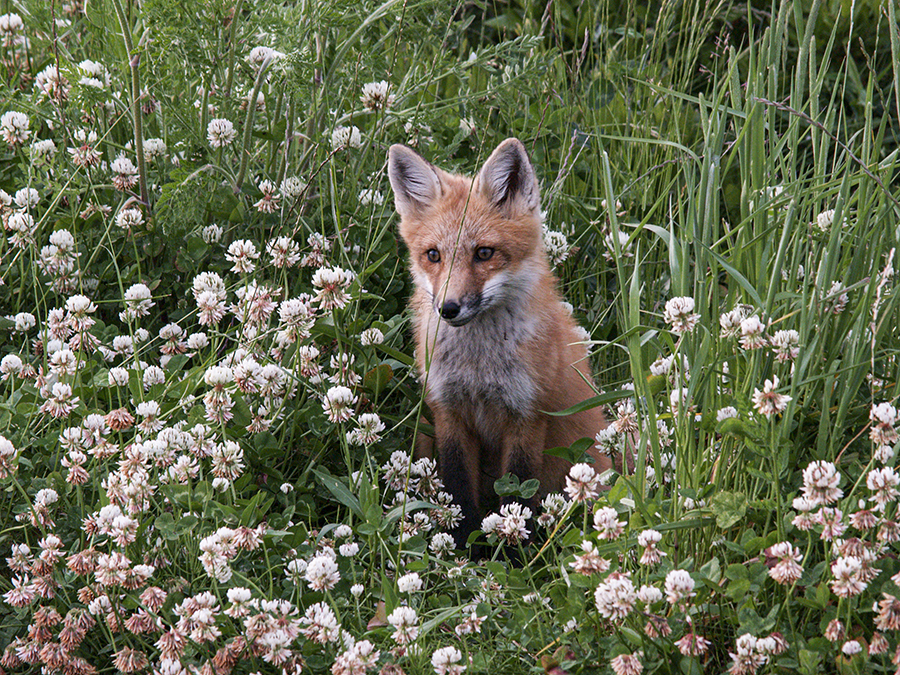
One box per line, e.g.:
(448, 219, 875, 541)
(421, 304, 539, 417)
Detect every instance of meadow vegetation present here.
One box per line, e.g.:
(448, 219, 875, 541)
(0, 0, 899, 672)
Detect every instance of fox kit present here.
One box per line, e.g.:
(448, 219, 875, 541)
(388, 138, 611, 546)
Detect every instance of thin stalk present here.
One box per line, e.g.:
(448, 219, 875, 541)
(233, 55, 273, 193)
(110, 0, 150, 208)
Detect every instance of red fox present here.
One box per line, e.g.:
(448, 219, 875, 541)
(388, 138, 611, 546)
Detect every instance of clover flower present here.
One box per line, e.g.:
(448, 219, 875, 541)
(765, 542, 803, 585)
(312, 266, 354, 310)
(387, 606, 419, 645)
(207, 118, 237, 147)
(752, 375, 791, 417)
(664, 570, 695, 605)
(663, 296, 700, 333)
(594, 572, 637, 621)
(431, 645, 465, 675)
(564, 462, 600, 503)
(801, 460, 842, 506)
(360, 80, 395, 110)
(0, 111, 30, 147)
(610, 653, 643, 675)
(331, 125, 361, 150)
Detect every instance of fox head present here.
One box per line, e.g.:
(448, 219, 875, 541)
(388, 138, 546, 327)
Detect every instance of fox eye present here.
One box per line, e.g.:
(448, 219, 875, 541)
(474, 247, 494, 261)
(426, 249, 441, 263)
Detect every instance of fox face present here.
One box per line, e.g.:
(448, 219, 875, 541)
(388, 139, 544, 327)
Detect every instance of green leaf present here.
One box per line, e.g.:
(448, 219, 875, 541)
(313, 468, 363, 518)
(710, 491, 748, 529)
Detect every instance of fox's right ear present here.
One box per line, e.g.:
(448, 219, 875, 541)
(388, 144, 442, 216)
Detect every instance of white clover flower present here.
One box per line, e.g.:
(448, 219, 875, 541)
(387, 606, 419, 645)
(360, 81, 395, 110)
(542, 227, 570, 267)
(143, 138, 167, 160)
(280, 176, 307, 200)
(594, 572, 637, 621)
(225, 239, 259, 274)
(322, 386, 356, 423)
(663, 296, 700, 333)
(359, 327, 384, 346)
(120, 283, 154, 321)
(115, 207, 144, 231)
(247, 45, 284, 69)
(664, 569, 695, 605)
(431, 645, 465, 675)
(801, 460, 842, 506)
(0, 111, 30, 146)
(358, 188, 384, 206)
(312, 266, 354, 310)
(207, 118, 237, 148)
(14, 187, 39, 209)
(346, 413, 385, 446)
(31, 138, 58, 160)
(76, 59, 110, 89)
(564, 462, 599, 502)
(201, 223, 223, 243)
(716, 406, 739, 422)
(397, 572, 422, 593)
(752, 375, 792, 417)
(305, 554, 340, 591)
(330, 125, 361, 150)
(739, 315, 767, 350)
(816, 209, 835, 231)
(108, 367, 129, 387)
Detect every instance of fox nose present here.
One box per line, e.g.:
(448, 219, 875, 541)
(440, 301, 461, 320)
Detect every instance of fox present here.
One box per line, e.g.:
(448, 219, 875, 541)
(387, 137, 612, 547)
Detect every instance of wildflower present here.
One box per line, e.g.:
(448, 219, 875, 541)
(739, 315, 767, 350)
(387, 606, 419, 645)
(331, 125, 362, 150)
(801, 460, 842, 506)
(247, 45, 283, 69)
(867, 466, 900, 510)
(299, 601, 340, 644)
(226, 239, 259, 274)
(334, 640, 380, 675)
(816, 507, 847, 540)
(254, 179, 280, 213)
(305, 555, 340, 591)
(637, 529, 666, 565)
(717, 406, 739, 422)
(752, 375, 791, 416)
(358, 188, 384, 206)
(769, 329, 799, 362)
(570, 540, 610, 575)
(350, 584, 364, 598)
(281, 176, 307, 200)
(824, 619, 844, 642)
(267, 236, 300, 268)
(719, 305, 752, 338)
(875, 594, 900, 631)
(664, 570, 695, 606)
(593, 507, 625, 540)
(830, 556, 866, 597)
(540, 227, 571, 267)
(207, 118, 237, 147)
(870, 632, 889, 655)
(0, 354, 23, 381)
(765, 542, 803, 584)
(40, 382, 80, 418)
(144, 137, 167, 160)
(431, 646, 465, 675)
(76, 59, 110, 89)
(663, 296, 700, 333)
(312, 266, 354, 310)
(727, 634, 767, 675)
(594, 572, 637, 621)
(359, 327, 384, 346)
(347, 413, 385, 446)
(564, 463, 600, 502)
(0, 111, 30, 147)
(676, 634, 711, 657)
(120, 283, 154, 321)
(537, 493, 568, 528)
(610, 653, 643, 675)
(870, 402, 899, 451)
(824, 281, 848, 315)
(841, 640, 861, 656)
(210, 441, 244, 482)
(111, 154, 138, 191)
(360, 81, 395, 110)
(14, 187, 39, 209)
(816, 209, 835, 231)
(68, 129, 102, 168)
(322, 386, 357, 423)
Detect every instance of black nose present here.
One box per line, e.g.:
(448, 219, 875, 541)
(440, 301, 461, 320)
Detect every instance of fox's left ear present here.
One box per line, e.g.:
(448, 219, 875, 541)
(476, 138, 540, 215)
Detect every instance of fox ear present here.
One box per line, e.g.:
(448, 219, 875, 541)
(476, 138, 540, 215)
(388, 144, 443, 216)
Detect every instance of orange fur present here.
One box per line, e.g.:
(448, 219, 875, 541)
(388, 138, 610, 546)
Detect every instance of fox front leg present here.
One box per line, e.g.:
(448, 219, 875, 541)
(499, 417, 547, 518)
(434, 415, 482, 550)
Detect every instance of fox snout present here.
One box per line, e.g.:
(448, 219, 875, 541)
(434, 294, 482, 326)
